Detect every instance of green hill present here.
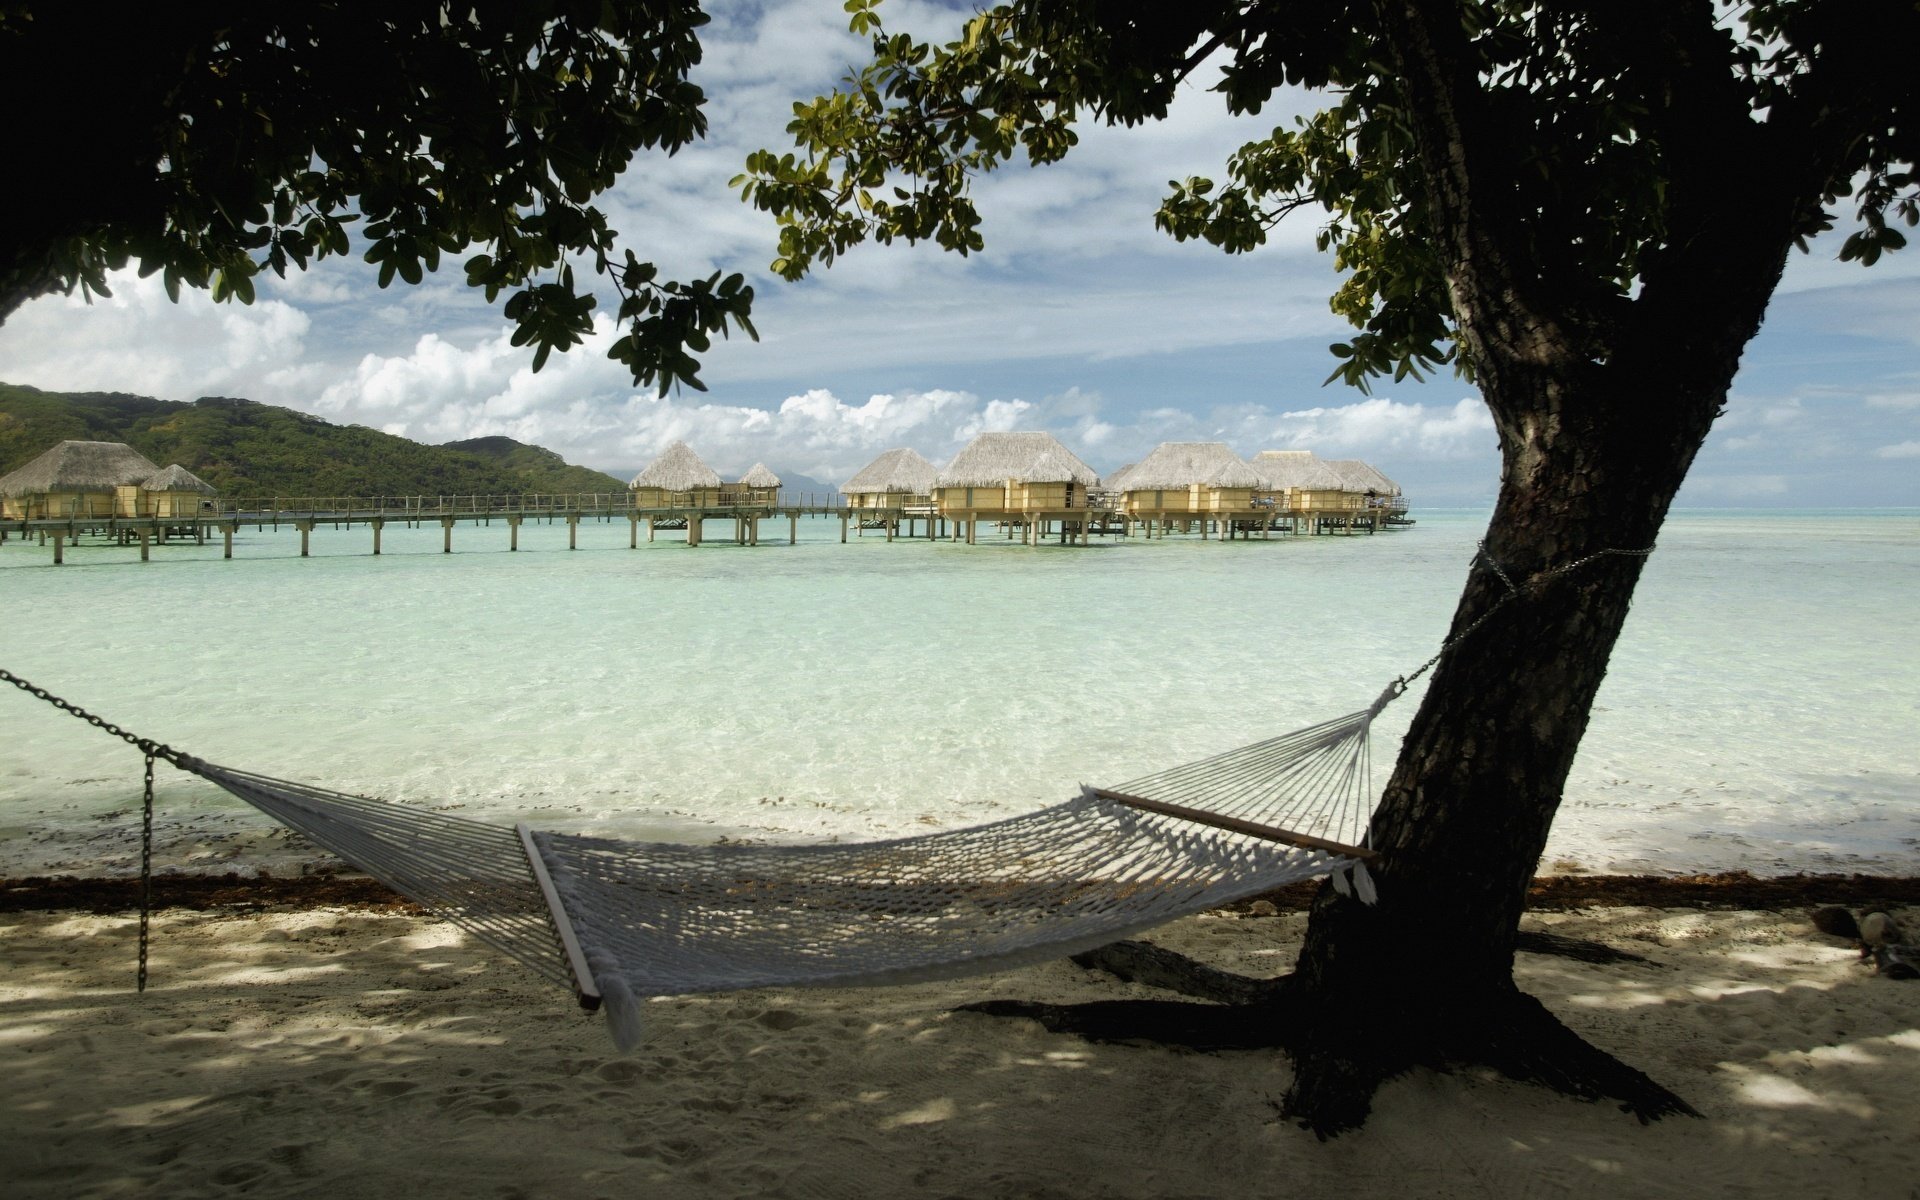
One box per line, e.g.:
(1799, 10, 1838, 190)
(0, 383, 625, 496)
(439, 436, 626, 492)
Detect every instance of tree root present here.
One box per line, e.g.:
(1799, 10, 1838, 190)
(1514, 929, 1654, 965)
(959, 943, 1698, 1137)
(1467, 992, 1702, 1123)
(1069, 939, 1284, 1004)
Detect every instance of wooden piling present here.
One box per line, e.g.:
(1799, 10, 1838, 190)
(139, 526, 150, 562)
(442, 517, 454, 553)
(52, 531, 63, 564)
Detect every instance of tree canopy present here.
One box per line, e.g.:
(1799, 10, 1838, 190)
(0, 0, 753, 392)
(740, 0, 1914, 390)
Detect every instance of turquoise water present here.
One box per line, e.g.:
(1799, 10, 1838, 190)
(2, 509, 1915, 876)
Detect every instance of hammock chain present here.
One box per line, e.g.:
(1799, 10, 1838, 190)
(140, 752, 154, 993)
(0, 668, 183, 993)
(0, 667, 193, 770)
(1391, 542, 1657, 693)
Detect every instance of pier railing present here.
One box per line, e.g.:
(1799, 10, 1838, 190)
(205, 491, 855, 518)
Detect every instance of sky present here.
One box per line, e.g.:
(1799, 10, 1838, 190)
(2, 2, 1916, 506)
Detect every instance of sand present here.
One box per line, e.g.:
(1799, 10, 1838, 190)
(3, 901, 1917, 1199)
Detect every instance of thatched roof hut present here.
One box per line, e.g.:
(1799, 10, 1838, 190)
(630, 442, 723, 491)
(1251, 449, 1366, 519)
(138, 463, 217, 518)
(1120, 442, 1261, 492)
(935, 431, 1098, 488)
(0, 440, 162, 519)
(932, 431, 1100, 517)
(0, 439, 160, 498)
(142, 464, 216, 494)
(1322, 458, 1400, 496)
(737, 462, 782, 489)
(843, 447, 939, 496)
(1251, 449, 1348, 493)
(1099, 462, 1136, 493)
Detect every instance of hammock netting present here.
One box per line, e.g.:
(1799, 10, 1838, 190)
(182, 697, 1386, 1049)
(4, 666, 1390, 1051)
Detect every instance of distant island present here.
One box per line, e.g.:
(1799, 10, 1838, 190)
(0, 382, 625, 496)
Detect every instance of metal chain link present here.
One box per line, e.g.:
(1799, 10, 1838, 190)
(140, 752, 154, 993)
(0, 667, 184, 993)
(0, 667, 191, 768)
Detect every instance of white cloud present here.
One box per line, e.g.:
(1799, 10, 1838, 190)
(1259, 396, 1496, 459)
(1875, 441, 1920, 459)
(0, 271, 311, 401)
(1865, 391, 1920, 410)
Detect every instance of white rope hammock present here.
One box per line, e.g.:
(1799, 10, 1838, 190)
(5, 669, 1388, 1050)
(191, 692, 1392, 1049)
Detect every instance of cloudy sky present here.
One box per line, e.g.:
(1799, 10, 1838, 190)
(2, 2, 1916, 506)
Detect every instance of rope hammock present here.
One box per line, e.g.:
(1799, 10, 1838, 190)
(3, 669, 1387, 1049)
(1, 543, 1651, 1049)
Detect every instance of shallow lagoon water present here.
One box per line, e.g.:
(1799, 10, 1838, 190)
(2, 508, 1914, 876)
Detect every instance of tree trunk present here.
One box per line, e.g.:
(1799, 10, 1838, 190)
(1279, 196, 1794, 1129)
(1268, 0, 1810, 1134)
(1279, 370, 1715, 1130)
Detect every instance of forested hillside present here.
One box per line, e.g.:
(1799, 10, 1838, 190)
(0, 383, 625, 495)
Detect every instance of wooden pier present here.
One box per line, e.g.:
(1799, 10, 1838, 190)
(1, 489, 1404, 565)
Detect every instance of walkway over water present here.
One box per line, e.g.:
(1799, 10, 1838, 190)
(1, 491, 1398, 563)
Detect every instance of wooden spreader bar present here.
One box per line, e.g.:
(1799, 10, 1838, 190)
(517, 823, 603, 1010)
(1087, 787, 1378, 862)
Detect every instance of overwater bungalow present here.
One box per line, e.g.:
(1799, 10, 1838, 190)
(1323, 458, 1408, 522)
(628, 441, 725, 508)
(1091, 462, 1134, 509)
(729, 462, 782, 506)
(1253, 450, 1369, 531)
(136, 464, 218, 518)
(0, 439, 161, 520)
(1117, 442, 1264, 536)
(841, 447, 939, 511)
(932, 431, 1101, 543)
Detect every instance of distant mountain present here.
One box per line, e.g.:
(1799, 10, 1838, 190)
(438, 436, 625, 492)
(608, 465, 844, 499)
(0, 382, 623, 496)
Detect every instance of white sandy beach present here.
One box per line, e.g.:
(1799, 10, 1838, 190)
(3, 902, 1916, 1199)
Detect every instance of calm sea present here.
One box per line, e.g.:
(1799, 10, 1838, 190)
(2, 508, 1914, 877)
